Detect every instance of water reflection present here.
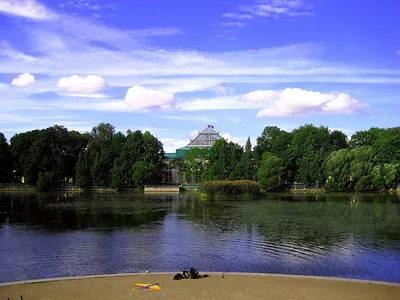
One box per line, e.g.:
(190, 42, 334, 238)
(0, 192, 399, 283)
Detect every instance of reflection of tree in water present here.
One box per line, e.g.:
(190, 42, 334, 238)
(0, 192, 171, 230)
(177, 193, 400, 252)
(1, 192, 399, 249)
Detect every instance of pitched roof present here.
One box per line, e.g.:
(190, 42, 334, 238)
(186, 125, 222, 147)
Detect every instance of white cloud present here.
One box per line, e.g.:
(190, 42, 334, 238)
(240, 88, 367, 117)
(220, 22, 246, 27)
(177, 88, 367, 118)
(59, 0, 116, 18)
(60, 0, 102, 11)
(11, 73, 36, 86)
(124, 85, 175, 110)
(221, 133, 248, 145)
(57, 93, 109, 99)
(163, 115, 217, 123)
(226, 116, 242, 123)
(0, 0, 55, 20)
(177, 96, 259, 111)
(239, 0, 313, 18)
(210, 85, 234, 96)
(0, 41, 37, 62)
(0, 0, 397, 120)
(222, 12, 253, 19)
(143, 78, 223, 94)
(189, 130, 199, 139)
(241, 90, 278, 102)
(56, 75, 108, 93)
(161, 138, 190, 153)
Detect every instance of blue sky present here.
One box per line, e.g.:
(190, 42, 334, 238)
(0, 0, 399, 152)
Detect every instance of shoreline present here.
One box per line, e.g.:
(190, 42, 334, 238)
(1, 272, 399, 300)
(1, 272, 400, 287)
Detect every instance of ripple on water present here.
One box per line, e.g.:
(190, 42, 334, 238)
(1, 192, 400, 283)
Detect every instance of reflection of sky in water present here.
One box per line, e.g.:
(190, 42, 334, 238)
(0, 192, 400, 283)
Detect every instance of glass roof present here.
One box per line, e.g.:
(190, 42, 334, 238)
(186, 125, 222, 147)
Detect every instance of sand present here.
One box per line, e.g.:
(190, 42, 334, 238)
(1, 273, 399, 300)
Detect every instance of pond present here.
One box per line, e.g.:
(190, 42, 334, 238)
(0, 192, 399, 283)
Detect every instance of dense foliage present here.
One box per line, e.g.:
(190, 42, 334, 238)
(0, 123, 399, 193)
(0, 123, 164, 191)
(199, 180, 261, 197)
(183, 125, 400, 192)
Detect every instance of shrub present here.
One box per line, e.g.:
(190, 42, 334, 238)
(37, 171, 54, 192)
(199, 180, 261, 199)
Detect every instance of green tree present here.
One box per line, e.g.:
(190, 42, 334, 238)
(372, 163, 400, 190)
(350, 146, 377, 192)
(37, 171, 54, 192)
(66, 130, 90, 182)
(206, 139, 243, 181)
(330, 130, 348, 151)
(87, 123, 117, 187)
(349, 128, 383, 148)
(255, 126, 293, 182)
(255, 126, 292, 161)
(132, 161, 147, 186)
(141, 131, 165, 184)
(0, 132, 13, 183)
(324, 149, 354, 192)
(10, 130, 43, 184)
(257, 152, 286, 191)
(184, 147, 211, 183)
(373, 127, 400, 164)
(290, 124, 332, 185)
(236, 137, 256, 180)
(76, 150, 92, 189)
(91, 146, 114, 187)
(111, 157, 125, 189)
(116, 130, 144, 186)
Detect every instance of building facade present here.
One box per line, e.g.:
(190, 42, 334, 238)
(162, 125, 222, 184)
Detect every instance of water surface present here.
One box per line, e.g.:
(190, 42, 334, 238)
(0, 192, 399, 283)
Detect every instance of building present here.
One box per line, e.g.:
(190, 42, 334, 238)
(163, 125, 223, 184)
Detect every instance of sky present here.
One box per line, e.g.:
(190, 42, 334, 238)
(0, 0, 399, 152)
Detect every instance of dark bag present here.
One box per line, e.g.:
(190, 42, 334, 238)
(189, 267, 199, 278)
(173, 273, 183, 280)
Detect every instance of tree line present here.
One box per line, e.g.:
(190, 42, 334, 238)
(0, 123, 164, 191)
(180, 125, 400, 192)
(1, 123, 399, 192)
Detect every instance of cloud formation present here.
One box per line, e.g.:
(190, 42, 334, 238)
(219, 22, 246, 27)
(221, 133, 248, 145)
(59, 0, 117, 19)
(0, 0, 394, 124)
(239, 0, 313, 18)
(11, 73, 36, 86)
(0, 0, 55, 20)
(124, 85, 175, 110)
(240, 88, 367, 117)
(56, 75, 108, 93)
(222, 13, 253, 19)
(210, 85, 234, 96)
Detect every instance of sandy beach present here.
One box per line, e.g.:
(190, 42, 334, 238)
(1, 273, 400, 300)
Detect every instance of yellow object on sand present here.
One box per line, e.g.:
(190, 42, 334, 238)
(132, 283, 161, 291)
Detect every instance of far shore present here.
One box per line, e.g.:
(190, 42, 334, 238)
(0, 186, 399, 194)
(1, 273, 399, 300)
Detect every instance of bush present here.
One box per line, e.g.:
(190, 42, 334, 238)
(37, 171, 54, 192)
(199, 180, 261, 198)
